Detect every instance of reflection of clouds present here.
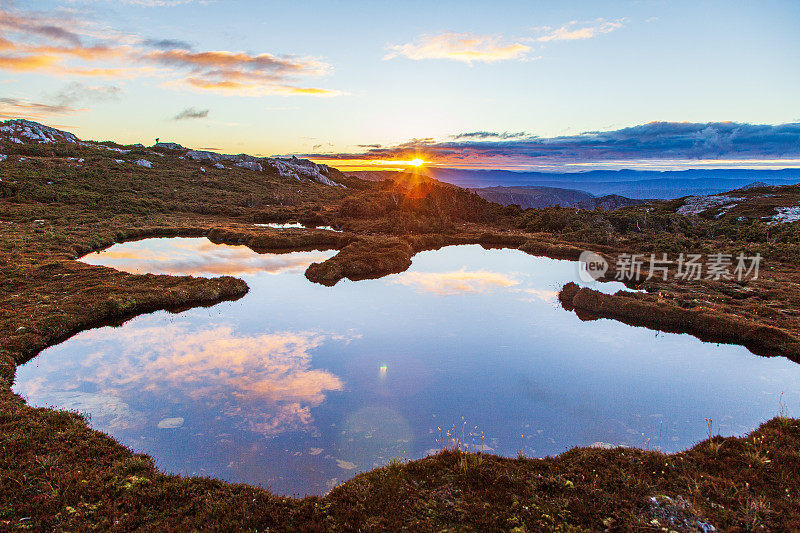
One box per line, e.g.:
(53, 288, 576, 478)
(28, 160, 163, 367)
(15, 376, 142, 430)
(520, 287, 559, 302)
(391, 268, 519, 296)
(45, 324, 347, 436)
(80, 237, 334, 277)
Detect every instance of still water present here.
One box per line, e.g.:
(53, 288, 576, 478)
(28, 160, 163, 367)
(14, 238, 800, 496)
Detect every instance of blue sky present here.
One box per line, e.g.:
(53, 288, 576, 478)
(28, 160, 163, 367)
(1, 0, 799, 169)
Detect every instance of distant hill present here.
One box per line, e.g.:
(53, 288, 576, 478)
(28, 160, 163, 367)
(468, 186, 593, 209)
(425, 168, 800, 199)
(469, 186, 648, 210)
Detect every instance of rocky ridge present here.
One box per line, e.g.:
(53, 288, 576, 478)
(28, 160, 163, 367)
(0, 119, 345, 187)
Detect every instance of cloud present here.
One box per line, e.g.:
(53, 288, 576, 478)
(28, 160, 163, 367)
(302, 122, 800, 170)
(0, 3, 343, 97)
(81, 239, 336, 277)
(384, 19, 625, 66)
(141, 38, 193, 51)
(391, 269, 519, 295)
(451, 131, 529, 140)
(144, 49, 343, 96)
(0, 97, 79, 119)
(535, 18, 626, 42)
(50, 81, 123, 107)
(21, 323, 349, 436)
(0, 81, 121, 120)
(385, 32, 531, 64)
(173, 106, 209, 120)
(0, 7, 84, 47)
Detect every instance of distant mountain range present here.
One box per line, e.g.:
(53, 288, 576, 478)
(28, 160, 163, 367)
(467, 186, 649, 210)
(424, 168, 800, 199)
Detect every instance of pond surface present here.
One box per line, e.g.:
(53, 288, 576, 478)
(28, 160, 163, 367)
(14, 238, 800, 496)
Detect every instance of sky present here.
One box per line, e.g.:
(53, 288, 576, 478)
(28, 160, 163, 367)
(1, 0, 799, 171)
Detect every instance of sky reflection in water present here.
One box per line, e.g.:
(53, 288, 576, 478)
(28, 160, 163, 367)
(14, 238, 800, 496)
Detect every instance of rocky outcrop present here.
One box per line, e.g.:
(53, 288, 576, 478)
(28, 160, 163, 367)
(186, 149, 344, 186)
(677, 195, 742, 216)
(135, 159, 153, 168)
(235, 161, 262, 172)
(0, 119, 79, 144)
(266, 156, 344, 187)
(154, 142, 184, 150)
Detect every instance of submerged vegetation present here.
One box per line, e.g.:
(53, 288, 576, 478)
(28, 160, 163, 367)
(2, 135, 800, 530)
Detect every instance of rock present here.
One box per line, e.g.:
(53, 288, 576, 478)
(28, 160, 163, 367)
(0, 119, 79, 144)
(135, 159, 153, 168)
(235, 161, 262, 172)
(101, 146, 131, 154)
(266, 156, 344, 187)
(769, 206, 800, 225)
(214, 162, 225, 169)
(0, 154, 6, 162)
(186, 149, 224, 162)
(677, 195, 742, 216)
(155, 142, 184, 150)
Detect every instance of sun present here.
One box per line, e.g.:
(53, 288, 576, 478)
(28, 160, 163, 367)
(410, 158, 424, 167)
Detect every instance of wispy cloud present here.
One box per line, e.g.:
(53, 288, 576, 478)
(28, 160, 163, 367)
(385, 18, 626, 65)
(451, 131, 529, 140)
(0, 97, 79, 119)
(50, 81, 123, 107)
(141, 38, 193, 51)
(173, 106, 209, 120)
(385, 32, 531, 64)
(534, 18, 627, 42)
(0, 81, 121, 120)
(303, 122, 800, 170)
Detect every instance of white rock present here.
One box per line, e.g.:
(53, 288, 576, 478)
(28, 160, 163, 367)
(769, 206, 800, 225)
(235, 161, 263, 172)
(135, 159, 153, 168)
(155, 142, 184, 150)
(677, 195, 742, 216)
(267, 156, 344, 187)
(0, 154, 6, 162)
(214, 162, 225, 169)
(0, 119, 79, 144)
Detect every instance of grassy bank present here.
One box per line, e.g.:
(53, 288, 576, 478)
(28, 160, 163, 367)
(3, 145, 800, 530)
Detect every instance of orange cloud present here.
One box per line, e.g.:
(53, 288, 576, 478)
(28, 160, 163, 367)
(0, 53, 59, 71)
(68, 324, 348, 436)
(385, 32, 531, 64)
(0, 5, 343, 98)
(391, 269, 519, 295)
